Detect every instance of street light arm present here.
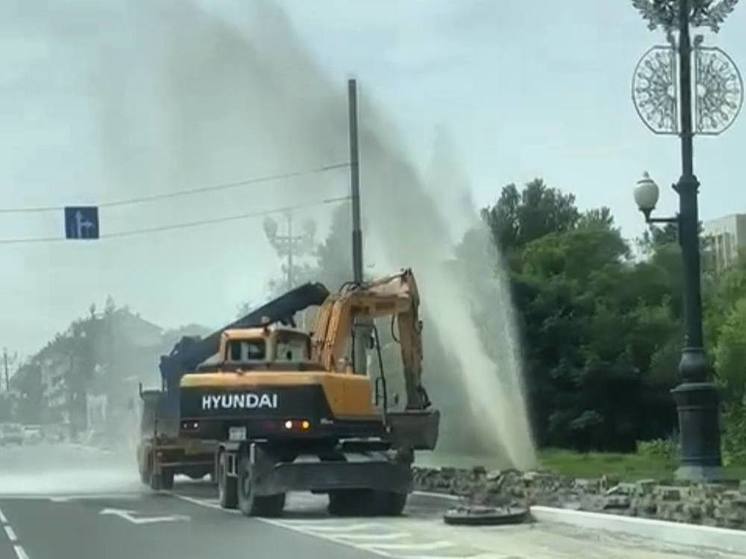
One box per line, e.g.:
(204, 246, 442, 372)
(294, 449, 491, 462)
(646, 214, 679, 224)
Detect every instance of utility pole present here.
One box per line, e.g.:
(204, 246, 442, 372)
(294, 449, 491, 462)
(286, 213, 294, 290)
(348, 78, 369, 375)
(348, 79, 363, 285)
(3, 348, 9, 392)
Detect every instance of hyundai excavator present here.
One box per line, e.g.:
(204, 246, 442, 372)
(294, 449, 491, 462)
(178, 269, 440, 517)
(137, 282, 330, 490)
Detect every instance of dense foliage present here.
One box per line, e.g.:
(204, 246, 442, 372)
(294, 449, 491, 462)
(476, 178, 746, 457)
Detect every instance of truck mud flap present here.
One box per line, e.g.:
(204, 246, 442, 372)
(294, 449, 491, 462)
(386, 409, 440, 450)
(250, 446, 412, 496)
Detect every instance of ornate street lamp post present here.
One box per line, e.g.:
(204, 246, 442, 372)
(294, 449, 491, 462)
(631, 0, 743, 480)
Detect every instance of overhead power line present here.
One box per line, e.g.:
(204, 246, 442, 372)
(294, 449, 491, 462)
(0, 195, 350, 245)
(0, 162, 350, 214)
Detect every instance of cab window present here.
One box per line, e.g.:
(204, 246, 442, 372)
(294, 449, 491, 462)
(228, 340, 266, 362)
(275, 336, 308, 362)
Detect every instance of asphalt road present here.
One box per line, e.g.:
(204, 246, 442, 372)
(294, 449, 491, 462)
(0, 443, 741, 559)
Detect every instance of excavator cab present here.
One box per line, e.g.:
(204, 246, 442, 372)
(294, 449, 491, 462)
(219, 327, 312, 367)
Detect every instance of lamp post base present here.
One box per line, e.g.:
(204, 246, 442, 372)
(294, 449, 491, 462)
(671, 382, 723, 482)
(675, 464, 723, 482)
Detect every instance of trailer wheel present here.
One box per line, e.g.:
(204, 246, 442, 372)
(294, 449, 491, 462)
(149, 468, 174, 491)
(160, 469, 174, 490)
(140, 453, 152, 485)
(237, 454, 285, 517)
(329, 490, 407, 517)
(328, 490, 368, 516)
(149, 470, 162, 491)
(372, 491, 407, 516)
(218, 451, 238, 509)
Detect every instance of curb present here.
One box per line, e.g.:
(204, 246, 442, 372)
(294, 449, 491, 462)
(531, 505, 746, 555)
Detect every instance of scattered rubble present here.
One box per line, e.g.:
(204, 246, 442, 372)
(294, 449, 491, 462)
(412, 466, 746, 529)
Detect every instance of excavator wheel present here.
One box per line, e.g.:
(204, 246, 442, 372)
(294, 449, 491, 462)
(217, 451, 238, 509)
(237, 453, 285, 517)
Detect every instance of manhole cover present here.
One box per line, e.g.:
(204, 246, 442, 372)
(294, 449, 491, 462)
(443, 505, 529, 526)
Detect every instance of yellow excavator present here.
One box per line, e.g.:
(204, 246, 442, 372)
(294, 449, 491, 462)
(178, 269, 439, 517)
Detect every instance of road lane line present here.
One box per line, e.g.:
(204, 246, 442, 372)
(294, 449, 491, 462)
(280, 522, 388, 532)
(13, 545, 30, 559)
(171, 494, 237, 513)
(359, 540, 454, 551)
(4, 525, 17, 542)
(173, 493, 466, 558)
(258, 517, 396, 558)
(333, 532, 409, 541)
(172, 494, 395, 558)
(0, 507, 7, 523)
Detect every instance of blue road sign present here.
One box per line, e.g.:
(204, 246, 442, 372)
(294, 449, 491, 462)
(64, 206, 99, 240)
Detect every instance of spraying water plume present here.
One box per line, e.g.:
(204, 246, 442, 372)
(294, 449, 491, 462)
(2, 0, 535, 473)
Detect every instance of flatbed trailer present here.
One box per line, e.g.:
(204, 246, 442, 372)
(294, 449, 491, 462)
(137, 388, 217, 490)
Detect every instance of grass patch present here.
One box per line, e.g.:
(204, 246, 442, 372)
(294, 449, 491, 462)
(539, 448, 675, 481)
(540, 448, 746, 481)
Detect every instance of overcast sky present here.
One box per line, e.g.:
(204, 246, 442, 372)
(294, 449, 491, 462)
(2, 0, 746, 357)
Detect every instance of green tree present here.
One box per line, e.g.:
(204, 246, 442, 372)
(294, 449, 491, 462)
(478, 179, 680, 451)
(713, 298, 746, 404)
(481, 179, 580, 254)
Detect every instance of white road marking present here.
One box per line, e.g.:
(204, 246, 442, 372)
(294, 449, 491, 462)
(49, 494, 141, 503)
(258, 517, 397, 558)
(404, 556, 508, 559)
(333, 532, 409, 541)
(280, 522, 389, 533)
(13, 545, 29, 559)
(0, 507, 7, 523)
(171, 493, 470, 558)
(171, 494, 236, 513)
(0, 493, 141, 502)
(99, 508, 190, 525)
(4, 525, 18, 542)
(359, 540, 454, 552)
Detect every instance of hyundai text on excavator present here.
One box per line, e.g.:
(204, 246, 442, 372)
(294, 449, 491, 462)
(177, 269, 440, 517)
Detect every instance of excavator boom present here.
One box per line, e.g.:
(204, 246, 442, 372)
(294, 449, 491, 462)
(310, 269, 429, 410)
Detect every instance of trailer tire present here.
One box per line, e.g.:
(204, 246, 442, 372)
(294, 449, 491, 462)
(329, 490, 407, 517)
(237, 454, 285, 517)
(160, 469, 175, 490)
(140, 453, 152, 485)
(218, 451, 238, 509)
(149, 468, 174, 491)
(373, 491, 407, 516)
(149, 471, 162, 491)
(328, 490, 368, 516)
